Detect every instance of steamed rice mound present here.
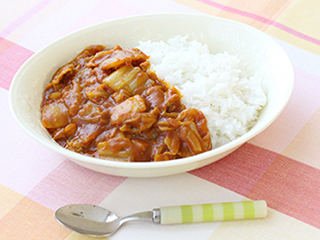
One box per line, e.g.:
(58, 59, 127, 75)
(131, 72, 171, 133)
(138, 35, 267, 148)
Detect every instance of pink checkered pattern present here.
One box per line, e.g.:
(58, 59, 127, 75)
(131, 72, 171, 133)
(0, 0, 319, 239)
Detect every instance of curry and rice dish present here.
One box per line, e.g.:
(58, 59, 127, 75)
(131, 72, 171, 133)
(40, 44, 212, 162)
(41, 36, 267, 162)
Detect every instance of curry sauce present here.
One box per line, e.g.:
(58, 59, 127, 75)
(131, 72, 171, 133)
(40, 45, 212, 162)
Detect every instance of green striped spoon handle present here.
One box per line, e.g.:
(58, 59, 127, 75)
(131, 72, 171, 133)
(153, 200, 267, 224)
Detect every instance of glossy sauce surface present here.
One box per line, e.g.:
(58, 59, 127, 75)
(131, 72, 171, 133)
(41, 45, 212, 162)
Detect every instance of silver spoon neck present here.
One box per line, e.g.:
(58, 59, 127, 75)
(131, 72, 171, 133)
(120, 211, 155, 224)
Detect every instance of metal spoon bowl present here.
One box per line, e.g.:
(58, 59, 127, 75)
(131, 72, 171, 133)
(55, 204, 158, 237)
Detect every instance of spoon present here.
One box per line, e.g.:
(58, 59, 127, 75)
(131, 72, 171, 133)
(55, 200, 267, 237)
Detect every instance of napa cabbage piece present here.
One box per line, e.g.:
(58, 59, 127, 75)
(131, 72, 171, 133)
(103, 65, 149, 94)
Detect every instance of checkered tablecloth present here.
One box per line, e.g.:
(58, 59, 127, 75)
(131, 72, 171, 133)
(1, 0, 319, 239)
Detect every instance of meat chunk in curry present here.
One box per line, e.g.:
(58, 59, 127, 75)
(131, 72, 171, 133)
(40, 45, 212, 162)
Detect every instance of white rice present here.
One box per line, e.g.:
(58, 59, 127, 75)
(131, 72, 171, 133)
(137, 35, 267, 148)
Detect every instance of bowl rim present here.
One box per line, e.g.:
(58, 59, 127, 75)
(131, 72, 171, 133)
(9, 12, 295, 171)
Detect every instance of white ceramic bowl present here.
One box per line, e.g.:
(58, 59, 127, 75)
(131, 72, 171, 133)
(9, 13, 294, 177)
